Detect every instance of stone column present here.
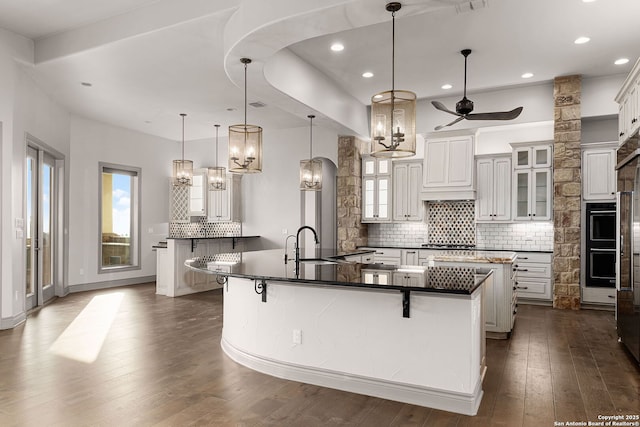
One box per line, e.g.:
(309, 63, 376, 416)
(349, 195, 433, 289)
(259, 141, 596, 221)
(337, 136, 368, 252)
(553, 75, 582, 310)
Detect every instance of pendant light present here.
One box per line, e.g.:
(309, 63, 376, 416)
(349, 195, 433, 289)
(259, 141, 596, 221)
(229, 58, 263, 173)
(370, 2, 416, 158)
(172, 113, 194, 186)
(300, 114, 322, 191)
(208, 124, 226, 191)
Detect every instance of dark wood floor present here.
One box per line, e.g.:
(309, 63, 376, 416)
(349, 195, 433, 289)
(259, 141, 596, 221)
(1, 284, 638, 426)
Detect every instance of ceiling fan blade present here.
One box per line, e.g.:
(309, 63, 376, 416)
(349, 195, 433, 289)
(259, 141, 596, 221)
(434, 116, 465, 131)
(431, 100, 462, 116)
(465, 106, 523, 121)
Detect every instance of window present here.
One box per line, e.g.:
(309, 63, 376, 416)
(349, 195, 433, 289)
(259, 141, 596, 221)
(99, 163, 141, 273)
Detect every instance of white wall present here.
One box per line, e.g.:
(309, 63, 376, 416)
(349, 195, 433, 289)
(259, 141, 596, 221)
(240, 125, 338, 249)
(0, 28, 71, 327)
(68, 116, 174, 289)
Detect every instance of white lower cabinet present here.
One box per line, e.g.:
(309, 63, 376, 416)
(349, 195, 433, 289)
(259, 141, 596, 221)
(401, 249, 419, 266)
(432, 260, 516, 338)
(371, 248, 401, 265)
(361, 269, 391, 285)
(513, 252, 553, 302)
(392, 272, 425, 287)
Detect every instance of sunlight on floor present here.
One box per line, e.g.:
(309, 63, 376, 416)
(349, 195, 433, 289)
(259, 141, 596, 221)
(48, 292, 124, 363)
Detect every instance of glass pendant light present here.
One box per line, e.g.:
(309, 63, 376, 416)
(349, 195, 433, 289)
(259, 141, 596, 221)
(371, 2, 416, 158)
(172, 113, 194, 186)
(229, 58, 263, 173)
(208, 124, 226, 191)
(300, 114, 322, 191)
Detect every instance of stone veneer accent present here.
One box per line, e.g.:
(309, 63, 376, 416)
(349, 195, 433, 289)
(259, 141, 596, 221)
(337, 136, 368, 252)
(553, 75, 582, 310)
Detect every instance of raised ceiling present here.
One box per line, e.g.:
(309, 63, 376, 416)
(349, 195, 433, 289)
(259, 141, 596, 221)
(2, 0, 640, 141)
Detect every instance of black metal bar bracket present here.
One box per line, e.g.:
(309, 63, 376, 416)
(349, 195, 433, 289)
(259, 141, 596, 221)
(402, 290, 411, 318)
(255, 279, 267, 302)
(232, 237, 238, 249)
(191, 238, 198, 252)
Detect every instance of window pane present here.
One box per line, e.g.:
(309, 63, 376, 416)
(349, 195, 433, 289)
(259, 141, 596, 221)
(101, 170, 132, 267)
(42, 164, 53, 286)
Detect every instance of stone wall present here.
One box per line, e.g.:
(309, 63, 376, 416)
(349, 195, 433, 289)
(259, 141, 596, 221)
(337, 136, 368, 252)
(552, 75, 582, 310)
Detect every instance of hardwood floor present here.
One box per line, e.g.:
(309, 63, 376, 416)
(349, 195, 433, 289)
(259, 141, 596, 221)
(1, 284, 638, 426)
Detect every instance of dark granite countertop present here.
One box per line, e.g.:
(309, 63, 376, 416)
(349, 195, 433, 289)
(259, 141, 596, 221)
(185, 249, 492, 296)
(167, 235, 260, 240)
(360, 245, 553, 254)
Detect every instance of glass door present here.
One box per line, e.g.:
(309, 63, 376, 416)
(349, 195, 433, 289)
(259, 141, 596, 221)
(26, 146, 56, 310)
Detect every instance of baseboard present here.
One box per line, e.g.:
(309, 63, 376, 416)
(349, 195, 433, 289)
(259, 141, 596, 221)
(68, 275, 156, 293)
(221, 337, 483, 416)
(518, 298, 553, 307)
(580, 302, 615, 311)
(0, 312, 26, 330)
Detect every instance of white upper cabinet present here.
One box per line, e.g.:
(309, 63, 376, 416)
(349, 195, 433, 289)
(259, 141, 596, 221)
(476, 155, 511, 222)
(615, 57, 640, 145)
(511, 142, 552, 221)
(393, 161, 423, 221)
(421, 134, 475, 200)
(362, 156, 392, 223)
(188, 169, 207, 217)
(582, 145, 616, 201)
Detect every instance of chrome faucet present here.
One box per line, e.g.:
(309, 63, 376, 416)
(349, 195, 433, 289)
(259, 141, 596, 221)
(283, 234, 296, 264)
(294, 226, 320, 277)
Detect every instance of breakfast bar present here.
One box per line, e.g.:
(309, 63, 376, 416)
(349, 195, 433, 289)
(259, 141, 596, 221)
(186, 249, 493, 415)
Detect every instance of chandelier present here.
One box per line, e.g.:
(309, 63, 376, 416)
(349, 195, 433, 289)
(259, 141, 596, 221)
(300, 114, 322, 191)
(371, 2, 416, 158)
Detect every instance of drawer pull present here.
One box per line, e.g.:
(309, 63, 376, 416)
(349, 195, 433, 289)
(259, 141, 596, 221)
(520, 257, 529, 260)
(516, 286, 529, 290)
(608, 295, 615, 299)
(513, 268, 529, 272)
(406, 251, 416, 254)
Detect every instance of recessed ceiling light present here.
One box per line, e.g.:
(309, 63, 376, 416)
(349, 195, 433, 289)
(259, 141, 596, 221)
(441, 84, 453, 90)
(521, 72, 534, 79)
(373, 94, 384, 99)
(81, 82, 92, 87)
(362, 71, 374, 78)
(615, 58, 630, 65)
(330, 43, 344, 52)
(144, 120, 152, 124)
(574, 36, 590, 44)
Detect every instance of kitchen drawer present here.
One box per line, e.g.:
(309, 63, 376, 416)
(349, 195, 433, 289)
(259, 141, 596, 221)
(361, 253, 375, 263)
(513, 263, 551, 278)
(515, 278, 551, 299)
(375, 256, 401, 265)
(516, 252, 552, 264)
(373, 248, 401, 258)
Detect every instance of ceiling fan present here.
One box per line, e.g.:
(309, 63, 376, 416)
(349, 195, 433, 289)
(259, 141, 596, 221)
(432, 49, 523, 131)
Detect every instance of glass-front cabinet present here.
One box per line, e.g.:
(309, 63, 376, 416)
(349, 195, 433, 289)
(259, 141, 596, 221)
(511, 142, 552, 221)
(362, 156, 392, 223)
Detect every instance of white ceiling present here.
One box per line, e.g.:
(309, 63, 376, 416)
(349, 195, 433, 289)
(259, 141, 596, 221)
(3, 0, 640, 141)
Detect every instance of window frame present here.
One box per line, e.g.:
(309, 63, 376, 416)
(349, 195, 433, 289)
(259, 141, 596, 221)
(98, 162, 142, 274)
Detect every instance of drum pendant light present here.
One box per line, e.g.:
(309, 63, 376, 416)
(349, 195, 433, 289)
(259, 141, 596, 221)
(229, 58, 263, 173)
(208, 124, 226, 191)
(172, 113, 194, 186)
(299, 115, 322, 191)
(370, 2, 416, 158)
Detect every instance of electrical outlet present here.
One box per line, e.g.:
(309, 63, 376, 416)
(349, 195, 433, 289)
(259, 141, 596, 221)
(282, 228, 288, 235)
(292, 329, 302, 344)
(79, 268, 84, 275)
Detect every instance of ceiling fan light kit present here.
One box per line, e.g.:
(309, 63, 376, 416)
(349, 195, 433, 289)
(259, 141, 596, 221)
(432, 49, 523, 131)
(371, 2, 416, 158)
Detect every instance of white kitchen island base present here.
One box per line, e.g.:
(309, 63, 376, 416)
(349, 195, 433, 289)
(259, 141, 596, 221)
(221, 276, 488, 416)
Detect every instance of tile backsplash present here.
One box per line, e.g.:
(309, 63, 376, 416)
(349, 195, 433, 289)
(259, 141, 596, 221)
(427, 201, 476, 245)
(367, 222, 429, 246)
(169, 220, 241, 238)
(476, 222, 553, 251)
(367, 201, 554, 251)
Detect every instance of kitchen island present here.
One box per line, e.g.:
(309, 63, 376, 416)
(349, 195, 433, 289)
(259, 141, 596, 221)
(186, 249, 493, 415)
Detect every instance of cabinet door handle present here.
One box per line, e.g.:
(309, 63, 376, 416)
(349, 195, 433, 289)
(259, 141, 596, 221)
(516, 286, 529, 290)
(620, 132, 625, 137)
